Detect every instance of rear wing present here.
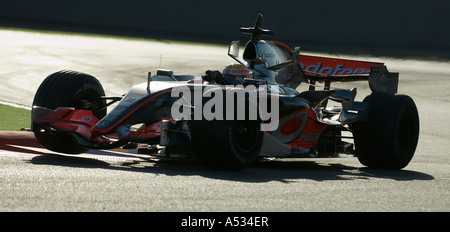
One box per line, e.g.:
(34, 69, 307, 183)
(300, 55, 398, 94)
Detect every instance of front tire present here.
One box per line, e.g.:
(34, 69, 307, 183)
(353, 93, 419, 169)
(192, 119, 263, 171)
(32, 70, 106, 154)
(191, 91, 263, 171)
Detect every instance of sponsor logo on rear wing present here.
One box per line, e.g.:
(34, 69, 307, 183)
(299, 55, 398, 94)
(299, 55, 383, 76)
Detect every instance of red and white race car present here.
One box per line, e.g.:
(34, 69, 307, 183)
(31, 14, 419, 171)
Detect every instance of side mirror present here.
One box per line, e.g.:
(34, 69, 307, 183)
(228, 41, 246, 66)
(228, 41, 240, 58)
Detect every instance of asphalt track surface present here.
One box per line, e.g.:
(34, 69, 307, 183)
(0, 29, 449, 212)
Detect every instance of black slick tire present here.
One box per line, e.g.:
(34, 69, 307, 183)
(191, 90, 263, 171)
(32, 70, 106, 154)
(353, 93, 420, 169)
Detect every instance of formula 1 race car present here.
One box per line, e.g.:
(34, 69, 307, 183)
(31, 14, 419, 171)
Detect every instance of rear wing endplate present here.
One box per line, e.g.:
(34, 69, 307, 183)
(368, 65, 398, 94)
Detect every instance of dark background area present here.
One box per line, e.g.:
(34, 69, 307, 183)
(1, 0, 449, 59)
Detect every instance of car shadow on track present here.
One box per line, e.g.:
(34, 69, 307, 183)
(27, 151, 434, 183)
(2, 133, 431, 183)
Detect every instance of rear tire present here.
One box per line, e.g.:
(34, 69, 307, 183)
(32, 70, 106, 154)
(353, 93, 419, 169)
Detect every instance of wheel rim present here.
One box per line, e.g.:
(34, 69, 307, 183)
(230, 120, 260, 154)
(73, 89, 106, 119)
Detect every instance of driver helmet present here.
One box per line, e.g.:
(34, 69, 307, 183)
(222, 64, 253, 84)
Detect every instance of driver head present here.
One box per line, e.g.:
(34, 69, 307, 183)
(223, 64, 253, 85)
